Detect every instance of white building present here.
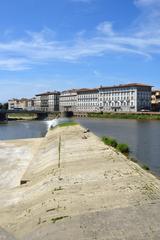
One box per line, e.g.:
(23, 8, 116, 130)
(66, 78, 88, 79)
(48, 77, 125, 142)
(34, 91, 60, 112)
(99, 83, 152, 112)
(77, 88, 99, 112)
(59, 89, 78, 112)
(60, 83, 152, 113)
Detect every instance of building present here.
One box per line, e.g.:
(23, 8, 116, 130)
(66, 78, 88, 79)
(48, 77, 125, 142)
(151, 90, 160, 111)
(34, 91, 60, 112)
(8, 98, 28, 110)
(77, 88, 99, 112)
(8, 83, 152, 113)
(59, 89, 78, 112)
(27, 98, 36, 111)
(99, 83, 152, 112)
(59, 83, 152, 113)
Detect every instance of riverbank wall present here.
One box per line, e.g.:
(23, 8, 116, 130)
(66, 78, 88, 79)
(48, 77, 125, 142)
(74, 111, 160, 120)
(1, 125, 160, 239)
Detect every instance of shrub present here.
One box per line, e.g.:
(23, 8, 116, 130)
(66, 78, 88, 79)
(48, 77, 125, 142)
(142, 165, 150, 171)
(130, 157, 138, 163)
(102, 136, 118, 148)
(116, 143, 130, 154)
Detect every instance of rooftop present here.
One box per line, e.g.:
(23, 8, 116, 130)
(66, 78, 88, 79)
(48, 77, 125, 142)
(61, 89, 78, 94)
(100, 83, 153, 90)
(36, 91, 60, 96)
(77, 88, 99, 93)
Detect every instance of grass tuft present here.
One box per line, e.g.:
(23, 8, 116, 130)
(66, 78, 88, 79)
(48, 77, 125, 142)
(102, 136, 118, 148)
(102, 136, 130, 155)
(58, 122, 78, 127)
(116, 143, 130, 154)
(142, 165, 150, 171)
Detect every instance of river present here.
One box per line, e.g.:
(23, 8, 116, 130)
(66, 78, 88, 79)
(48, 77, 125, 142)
(0, 118, 160, 175)
(0, 121, 48, 140)
(77, 118, 160, 175)
(0, 118, 71, 140)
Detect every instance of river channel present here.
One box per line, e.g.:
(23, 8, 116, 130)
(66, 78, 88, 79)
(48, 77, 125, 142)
(77, 118, 160, 175)
(0, 121, 48, 140)
(0, 118, 160, 175)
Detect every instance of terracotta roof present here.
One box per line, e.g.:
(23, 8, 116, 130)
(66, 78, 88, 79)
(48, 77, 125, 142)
(61, 89, 78, 94)
(77, 88, 99, 93)
(100, 83, 152, 90)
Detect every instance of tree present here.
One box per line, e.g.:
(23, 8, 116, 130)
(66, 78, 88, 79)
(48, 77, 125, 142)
(2, 103, 8, 109)
(0, 103, 8, 110)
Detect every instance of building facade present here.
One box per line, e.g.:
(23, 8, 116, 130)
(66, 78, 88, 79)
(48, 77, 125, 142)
(8, 98, 28, 110)
(59, 89, 78, 112)
(34, 91, 60, 112)
(151, 90, 160, 111)
(27, 98, 36, 111)
(59, 83, 152, 113)
(99, 83, 152, 112)
(8, 83, 152, 113)
(8, 98, 35, 111)
(76, 88, 99, 112)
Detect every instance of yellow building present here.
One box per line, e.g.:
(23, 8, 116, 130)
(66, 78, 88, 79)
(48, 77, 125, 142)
(151, 90, 160, 111)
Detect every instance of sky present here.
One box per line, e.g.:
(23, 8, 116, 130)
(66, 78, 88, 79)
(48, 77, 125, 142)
(0, 0, 160, 102)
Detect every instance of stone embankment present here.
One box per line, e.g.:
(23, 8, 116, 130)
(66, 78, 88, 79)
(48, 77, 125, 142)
(1, 125, 160, 239)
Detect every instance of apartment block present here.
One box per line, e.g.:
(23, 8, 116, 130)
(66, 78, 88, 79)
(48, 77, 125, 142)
(59, 83, 152, 113)
(99, 83, 152, 112)
(59, 89, 78, 112)
(34, 91, 60, 112)
(27, 98, 36, 111)
(8, 83, 152, 113)
(77, 88, 99, 112)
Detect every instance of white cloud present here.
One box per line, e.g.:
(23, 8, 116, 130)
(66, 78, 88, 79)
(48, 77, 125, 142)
(97, 21, 115, 36)
(134, 0, 160, 38)
(1, 0, 160, 72)
(0, 58, 30, 71)
(135, 0, 160, 6)
(0, 27, 153, 71)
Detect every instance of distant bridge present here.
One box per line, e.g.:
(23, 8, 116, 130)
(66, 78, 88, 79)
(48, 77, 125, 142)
(0, 110, 59, 122)
(0, 110, 73, 122)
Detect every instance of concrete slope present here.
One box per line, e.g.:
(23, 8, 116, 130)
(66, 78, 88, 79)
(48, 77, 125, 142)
(0, 138, 42, 190)
(0, 227, 17, 240)
(0, 125, 160, 240)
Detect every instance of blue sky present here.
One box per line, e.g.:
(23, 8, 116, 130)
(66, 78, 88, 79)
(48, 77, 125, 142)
(0, 0, 160, 101)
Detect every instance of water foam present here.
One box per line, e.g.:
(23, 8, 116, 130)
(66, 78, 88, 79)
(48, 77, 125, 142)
(46, 119, 58, 129)
(46, 118, 71, 130)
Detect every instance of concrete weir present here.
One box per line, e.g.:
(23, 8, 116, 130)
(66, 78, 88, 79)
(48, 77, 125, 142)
(1, 125, 160, 239)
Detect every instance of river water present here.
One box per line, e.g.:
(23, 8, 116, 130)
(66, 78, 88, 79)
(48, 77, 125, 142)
(0, 121, 48, 140)
(77, 118, 160, 175)
(0, 118, 160, 175)
(0, 118, 71, 140)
